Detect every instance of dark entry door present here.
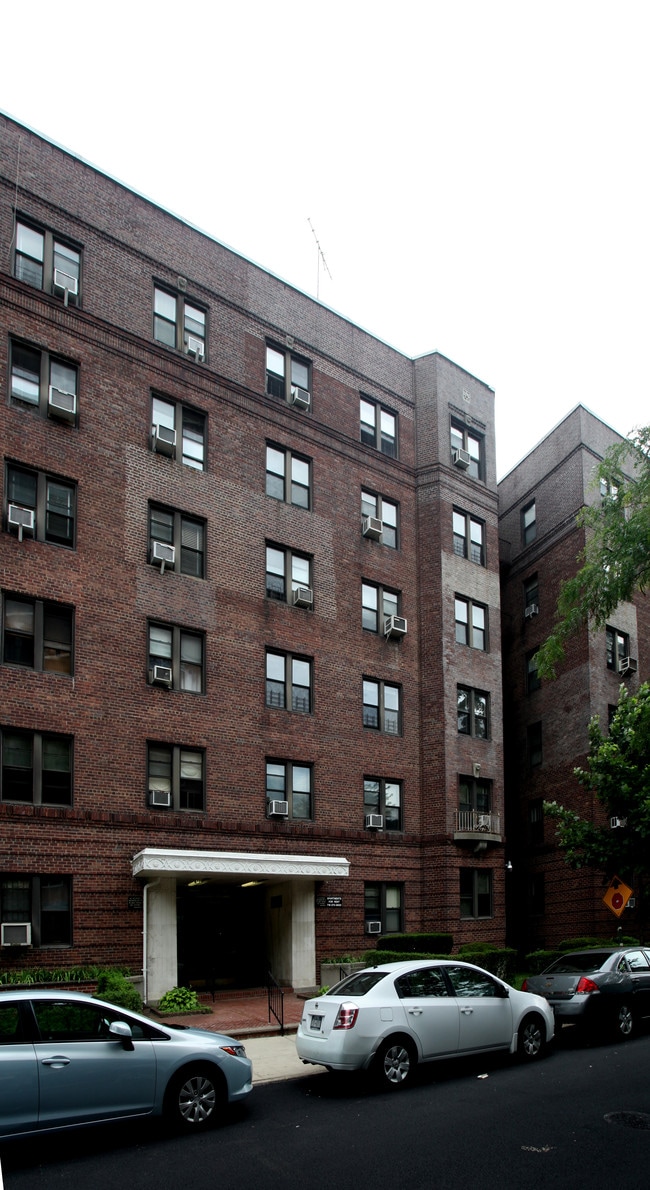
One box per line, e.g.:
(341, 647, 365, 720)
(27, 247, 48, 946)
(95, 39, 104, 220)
(177, 882, 267, 990)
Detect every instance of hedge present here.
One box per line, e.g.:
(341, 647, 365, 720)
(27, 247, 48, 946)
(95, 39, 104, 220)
(365, 946, 517, 981)
(376, 933, 453, 955)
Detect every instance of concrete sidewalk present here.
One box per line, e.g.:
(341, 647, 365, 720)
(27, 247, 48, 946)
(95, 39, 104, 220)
(243, 1032, 319, 1084)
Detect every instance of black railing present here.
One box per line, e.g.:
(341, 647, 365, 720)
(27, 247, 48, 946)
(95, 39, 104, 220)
(267, 971, 285, 1035)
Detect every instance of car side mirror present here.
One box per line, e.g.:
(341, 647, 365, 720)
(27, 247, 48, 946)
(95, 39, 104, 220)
(109, 1020, 135, 1050)
(496, 984, 510, 998)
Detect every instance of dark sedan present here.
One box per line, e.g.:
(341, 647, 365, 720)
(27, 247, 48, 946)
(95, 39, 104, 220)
(523, 946, 650, 1039)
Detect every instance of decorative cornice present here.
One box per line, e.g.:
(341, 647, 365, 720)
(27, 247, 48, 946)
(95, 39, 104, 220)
(132, 847, 349, 881)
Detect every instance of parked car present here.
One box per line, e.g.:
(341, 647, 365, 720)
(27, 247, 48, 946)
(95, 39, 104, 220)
(296, 959, 554, 1088)
(522, 946, 650, 1038)
(0, 989, 252, 1139)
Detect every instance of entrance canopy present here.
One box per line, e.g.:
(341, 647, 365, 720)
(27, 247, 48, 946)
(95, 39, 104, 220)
(132, 847, 350, 883)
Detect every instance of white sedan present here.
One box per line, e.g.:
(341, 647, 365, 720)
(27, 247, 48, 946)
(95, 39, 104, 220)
(296, 960, 554, 1088)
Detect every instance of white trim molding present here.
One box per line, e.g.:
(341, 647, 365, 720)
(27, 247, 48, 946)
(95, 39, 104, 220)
(132, 847, 349, 882)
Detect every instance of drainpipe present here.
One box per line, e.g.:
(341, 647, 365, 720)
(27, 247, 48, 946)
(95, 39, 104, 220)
(142, 879, 160, 1006)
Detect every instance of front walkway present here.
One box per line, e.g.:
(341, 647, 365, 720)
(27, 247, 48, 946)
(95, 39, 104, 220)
(154, 986, 307, 1037)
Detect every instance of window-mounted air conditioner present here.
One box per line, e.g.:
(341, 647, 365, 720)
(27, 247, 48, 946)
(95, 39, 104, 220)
(150, 665, 173, 687)
(384, 615, 407, 639)
(365, 813, 384, 830)
(610, 816, 627, 829)
(152, 423, 176, 456)
(8, 504, 35, 542)
(620, 657, 638, 676)
(524, 603, 539, 619)
(48, 385, 77, 423)
(1, 922, 32, 947)
(293, 586, 313, 608)
(53, 269, 78, 306)
(452, 447, 471, 470)
(268, 800, 289, 817)
(362, 515, 382, 540)
(151, 541, 176, 571)
(291, 386, 311, 410)
(185, 336, 205, 362)
(149, 789, 172, 808)
(365, 920, 382, 935)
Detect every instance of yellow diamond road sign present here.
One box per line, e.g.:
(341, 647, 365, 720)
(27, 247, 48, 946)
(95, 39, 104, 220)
(603, 876, 634, 917)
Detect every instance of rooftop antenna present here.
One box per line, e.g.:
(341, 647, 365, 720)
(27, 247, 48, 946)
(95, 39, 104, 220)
(307, 217, 332, 300)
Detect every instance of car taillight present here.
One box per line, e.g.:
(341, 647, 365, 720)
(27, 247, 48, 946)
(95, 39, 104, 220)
(333, 1003, 359, 1030)
(521, 979, 528, 991)
(575, 976, 599, 994)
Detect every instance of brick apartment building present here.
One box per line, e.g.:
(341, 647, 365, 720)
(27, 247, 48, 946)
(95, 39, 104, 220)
(499, 406, 649, 950)
(0, 114, 506, 1000)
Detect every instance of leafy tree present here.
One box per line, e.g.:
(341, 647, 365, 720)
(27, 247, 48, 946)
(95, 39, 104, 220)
(544, 683, 650, 925)
(536, 427, 650, 680)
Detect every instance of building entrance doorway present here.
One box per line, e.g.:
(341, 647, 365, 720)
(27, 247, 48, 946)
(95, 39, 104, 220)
(177, 881, 267, 990)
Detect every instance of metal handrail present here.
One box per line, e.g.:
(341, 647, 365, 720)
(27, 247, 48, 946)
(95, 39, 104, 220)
(267, 971, 285, 1035)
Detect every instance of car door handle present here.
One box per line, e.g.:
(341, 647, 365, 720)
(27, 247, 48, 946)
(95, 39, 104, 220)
(408, 1009, 423, 1015)
(460, 1008, 474, 1015)
(41, 1056, 71, 1068)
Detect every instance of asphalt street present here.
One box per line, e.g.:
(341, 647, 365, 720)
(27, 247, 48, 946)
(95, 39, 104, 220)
(2, 1030, 650, 1190)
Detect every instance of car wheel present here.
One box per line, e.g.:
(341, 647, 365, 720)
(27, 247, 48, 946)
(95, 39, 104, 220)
(517, 1013, 547, 1060)
(614, 1002, 634, 1040)
(374, 1037, 417, 1089)
(165, 1064, 224, 1130)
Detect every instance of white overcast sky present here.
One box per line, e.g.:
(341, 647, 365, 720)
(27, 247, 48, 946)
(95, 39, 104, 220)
(2, 0, 648, 478)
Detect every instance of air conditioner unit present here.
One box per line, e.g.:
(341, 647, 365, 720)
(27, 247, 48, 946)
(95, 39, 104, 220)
(1, 922, 32, 947)
(620, 657, 638, 675)
(47, 385, 77, 423)
(152, 423, 176, 456)
(452, 448, 471, 470)
(365, 921, 382, 935)
(268, 800, 289, 817)
(151, 541, 176, 572)
(365, 813, 384, 830)
(291, 386, 311, 410)
(53, 269, 78, 306)
(149, 790, 172, 808)
(293, 586, 313, 608)
(8, 504, 35, 542)
(150, 665, 173, 687)
(362, 515, 382, 540)
(384, 615, 407, 639)
(185, 336, 205, 361)
(610, 816, 627, 829)
(524, 603, 539, 619)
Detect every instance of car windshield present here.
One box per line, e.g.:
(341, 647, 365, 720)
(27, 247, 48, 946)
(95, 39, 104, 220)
(546, 951, 613, 974)
(326, 971, 389, 996)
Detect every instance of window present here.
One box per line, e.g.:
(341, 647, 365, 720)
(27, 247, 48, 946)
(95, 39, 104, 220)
(527, 722, 543, 768)
(364, 883, 402, 933)
(14, 220, 81, 301)
(445, 965, 499, 996)
(265, 344, 311, 405)
(530, 799, 544, 845)
(524, 573, 539, 612)
(450, 419, 483, 479)
(154, 286, 206, 358)
(606, 626, 630, 672)
(452, 509, 485, 566)
(2, 595, 73, 674)
(522, 500, 536, 545)
(526, 650, 541, 693)
(361, 490, 398, 549)
(360, 396, 398, 457)
(361, 582, 399, 632)
(454, 596, 487, 650)
(0, 875, 71, 947)
(600, 477, 619, 501)
(10, 340, 78, 422)
(1, 730, 72, 805)
(266, 444, 311, 509)
(266, 651, 312, 713)
(265, 544, 312, 604)
(151, 395, 205, 470)
(147, 744, 204, 811)
(363, 679, 401, 734)
(149, 505, 205, 577)
(459, 869, 492, 919)
(6, 466, 76, 547)
(457, 686, 489, 738)
(266, 760, 312, 819)
(148, 623, 204, 692)
(458, 776, 492, 816)
(364, 777, 402, 830)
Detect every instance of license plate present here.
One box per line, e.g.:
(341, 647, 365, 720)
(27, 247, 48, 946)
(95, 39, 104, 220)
(310, 1015, 323, 1031)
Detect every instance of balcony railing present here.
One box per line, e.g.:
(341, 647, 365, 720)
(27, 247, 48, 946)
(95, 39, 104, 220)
(453, 810, 501, 835)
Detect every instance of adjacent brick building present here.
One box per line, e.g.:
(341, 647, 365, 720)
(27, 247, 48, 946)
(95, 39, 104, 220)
(0, 115, 506, 999)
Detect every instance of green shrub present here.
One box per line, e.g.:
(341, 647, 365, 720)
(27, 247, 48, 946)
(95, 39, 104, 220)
(94, 970, 143, 1012)
(457, 947, 517, 980)
(0, 964, 128, 987)
(558, 935, 639, 950)
(378, 933, 453, 955)
(524, 948, 562, 973)
(366, 950, 452, 965)
(157, 985, 202, 1014)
